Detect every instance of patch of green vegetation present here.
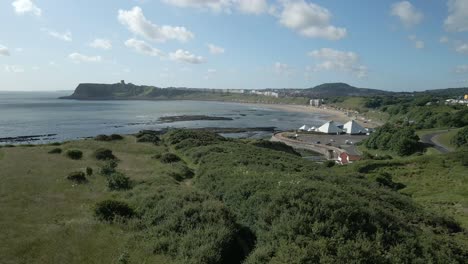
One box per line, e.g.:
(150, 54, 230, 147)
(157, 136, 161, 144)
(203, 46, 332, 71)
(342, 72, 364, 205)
(344, 150, 468, 228)
(363, 123, 422, 156)
(1, 130, 468, 263)
(48, 147, 62, 154)
(67, 171, 87, 184)
(66, 149, 83, 160)
(451, 126, 468, 148)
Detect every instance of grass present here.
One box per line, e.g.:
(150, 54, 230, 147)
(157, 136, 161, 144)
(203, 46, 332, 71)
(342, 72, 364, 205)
(343, 153, 468, 228)
(1, 131, 467, 263)
(436, 128, 461, 150)
(0, 136, 180, 263)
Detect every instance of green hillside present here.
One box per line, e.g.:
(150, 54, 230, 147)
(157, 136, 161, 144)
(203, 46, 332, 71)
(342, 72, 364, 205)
(1, 130, 467, 263)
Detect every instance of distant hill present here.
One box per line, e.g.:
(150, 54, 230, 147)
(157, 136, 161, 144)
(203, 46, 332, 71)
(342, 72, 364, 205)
(302, 83, 392, 97)
(418, 87, 468, 97)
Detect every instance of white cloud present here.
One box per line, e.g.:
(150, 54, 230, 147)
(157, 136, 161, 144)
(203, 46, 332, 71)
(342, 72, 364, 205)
(408, 35, 424, 49)
(455, 65, 468, 73)
(42, 28, 72, 42)
(4, 65, 24, 73)
(237, 0, 268, 14)
(12, 0, 41, 17)
(274, 62, 293, 75)
(308, 48, 368, 78)
(414, 40, 424, 49)
(440, 36, 449, 43)
(278, 0, 346, 40)
(89, 39, 112, 50)
(445, 0, 468, 32)
(207, 43, 225, 54)
(162, 0, 231, 12)
(68, 53, 102, 63)
(0, 45, 10, 56)
(124, 38, 164, 57)
(169, 49, 205, 64)
(456, 43, 468, 54)
(118, 6, 194, 42)
(390, 1, 423, 28)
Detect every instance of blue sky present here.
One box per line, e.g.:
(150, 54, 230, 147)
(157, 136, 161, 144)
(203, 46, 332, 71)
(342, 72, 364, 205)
(0, 0, 468, 91)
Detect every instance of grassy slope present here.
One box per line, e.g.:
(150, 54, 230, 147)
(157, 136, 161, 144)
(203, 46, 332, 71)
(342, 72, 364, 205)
(1, 132, 468, 263)
(339, 153, 468, 228)
(0, 138, 173, 264)
(435, 128, 460, 149)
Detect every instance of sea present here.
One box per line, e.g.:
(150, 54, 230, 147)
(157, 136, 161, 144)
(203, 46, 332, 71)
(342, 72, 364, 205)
(0, 91, 330, 144)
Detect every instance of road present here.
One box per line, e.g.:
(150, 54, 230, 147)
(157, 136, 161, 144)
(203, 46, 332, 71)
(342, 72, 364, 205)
(420, 130, 452, 154)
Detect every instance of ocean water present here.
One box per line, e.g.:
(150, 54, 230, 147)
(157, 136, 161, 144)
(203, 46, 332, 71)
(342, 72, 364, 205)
(0, 91, 330, 144)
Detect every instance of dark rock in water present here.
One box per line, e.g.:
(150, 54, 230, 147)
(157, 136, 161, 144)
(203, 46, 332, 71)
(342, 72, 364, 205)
(0, 134, 57, 144)
(189, 127, 276, 133)
(158, 115, 233, 123)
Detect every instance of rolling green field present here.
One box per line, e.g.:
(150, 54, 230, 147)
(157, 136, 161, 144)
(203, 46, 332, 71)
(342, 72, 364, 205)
(1, 131, 467, 263)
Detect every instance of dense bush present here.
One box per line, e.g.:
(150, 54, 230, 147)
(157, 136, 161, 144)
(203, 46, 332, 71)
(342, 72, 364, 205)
(67, 171, 87, 183)
(364, 123, 421, 156)
(168, 164, 194, 181)
(160, 130, 467, 263)
(323, 160, 336, 167)
(66, 149, 83, 160)
(86, 167, 93, 176)
(95, 134, 124, 141)
(451, 126, 468, 147)
(100, 160, 118, 176)
(136, 130, 160, 144)
(248, 140, 300, 156)
(159, 153, 181, 163)
(48, 148, 62, 154)
(94, 148, 116, 160)
(107, 172, 131, 190)
(94, 200, 134, 222)
(134, 186, 248, 264)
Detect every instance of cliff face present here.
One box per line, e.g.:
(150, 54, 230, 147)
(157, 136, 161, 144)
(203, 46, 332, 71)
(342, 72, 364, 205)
(60, 83, 155, 99)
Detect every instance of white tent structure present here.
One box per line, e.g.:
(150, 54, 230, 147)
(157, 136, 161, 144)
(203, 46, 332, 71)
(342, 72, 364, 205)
(317, 121, 342, 134)
(343, 120, 365, 135)
(307, 126, 316, 132)
(298, 125, 310, 131)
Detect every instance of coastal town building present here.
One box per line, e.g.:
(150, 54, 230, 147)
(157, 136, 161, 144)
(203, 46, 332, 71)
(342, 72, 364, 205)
(317, 121, 342, 134)
(343, 120, 365, 135)
(309, 99, 322, 107)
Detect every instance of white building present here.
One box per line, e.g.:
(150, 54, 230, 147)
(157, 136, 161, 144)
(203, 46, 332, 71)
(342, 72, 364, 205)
(343, 120, 366, 135)
(317, 121, 342, 134)
(309, 99, 321, 107)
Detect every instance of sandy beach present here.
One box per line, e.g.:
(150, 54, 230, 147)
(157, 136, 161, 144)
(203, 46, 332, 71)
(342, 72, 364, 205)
(252, 103, 382, 128)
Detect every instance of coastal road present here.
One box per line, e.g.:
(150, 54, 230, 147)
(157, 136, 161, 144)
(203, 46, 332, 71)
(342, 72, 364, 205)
(420, 130, 453, 154)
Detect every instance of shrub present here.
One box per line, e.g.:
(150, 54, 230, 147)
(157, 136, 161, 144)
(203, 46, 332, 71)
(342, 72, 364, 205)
(66, 150, 83, 160)
(48, 148, 62, 154)
(95, 134, 111, 141)
(159, 153, 181, 163)
(324, 160, 336, 168)
(86, 167, 93, 176)
(49, 142, 61, 146)
(94, 148, 116, 160)
(100, 160, 118, 176)
(249, 140, 300, 156)
(168, 164, 194, 181)
(107, 172, 131, 190)
(451, 127, 468, 147)
(110, 134, 124, 140)
(136, 131, 160, 144)
(94, 200, 134, 222)
(67, 171, 87, 183)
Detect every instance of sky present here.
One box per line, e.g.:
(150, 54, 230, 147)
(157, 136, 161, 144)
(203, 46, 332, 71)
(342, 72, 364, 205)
(0, 0, 468, 92)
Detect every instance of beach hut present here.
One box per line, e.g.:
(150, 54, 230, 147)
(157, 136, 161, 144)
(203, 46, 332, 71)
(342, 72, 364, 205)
(298, 125, 310, 131)
(343, 120, 365, 135)
(317, 121, 342, 134)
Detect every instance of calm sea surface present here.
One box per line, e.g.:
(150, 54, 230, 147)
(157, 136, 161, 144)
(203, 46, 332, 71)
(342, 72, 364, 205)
(0, 91, 330, 144)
